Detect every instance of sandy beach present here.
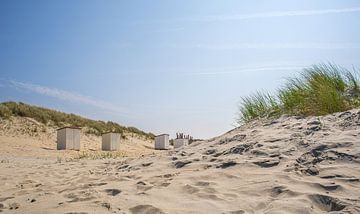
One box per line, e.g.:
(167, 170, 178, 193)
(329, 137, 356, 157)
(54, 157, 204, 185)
(2, 1, 360, 213)
(0, 110, 359, 213)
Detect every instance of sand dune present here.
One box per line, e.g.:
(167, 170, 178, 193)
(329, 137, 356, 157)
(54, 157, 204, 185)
(0, 110, 360, 213)
(0, 117, 155, 159)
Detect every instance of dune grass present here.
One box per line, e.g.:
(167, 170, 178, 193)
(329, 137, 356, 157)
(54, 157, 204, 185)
(238, 91, 280, 123)
(237, 63, 360, 124)
(56, 151, 127, 162)
(0, 101, 155, 139)
(72, 151, 127, 160)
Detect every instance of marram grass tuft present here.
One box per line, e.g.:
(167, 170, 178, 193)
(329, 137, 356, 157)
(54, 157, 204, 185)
(237, 63, 360, 124)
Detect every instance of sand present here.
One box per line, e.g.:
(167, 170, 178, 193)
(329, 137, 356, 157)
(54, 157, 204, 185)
(0, 111, 360, 213)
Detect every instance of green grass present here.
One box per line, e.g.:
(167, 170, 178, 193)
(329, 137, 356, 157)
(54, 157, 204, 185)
(0, 101, 155, 139)
(237, 91, 280, 123)
(237, 63, 360, 124)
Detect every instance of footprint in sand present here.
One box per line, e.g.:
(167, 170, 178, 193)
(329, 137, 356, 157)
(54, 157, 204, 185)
(216, 161, 237, 168)
(173, 160, 192, 168)
(182, 184, 199, 194)
(309, 194, 347, 212)
(253, 159, 280, 168)
(129, 204, 165, 214)
(194, 181, 218, 194)
(194, 181, 210, 187)
(104, 188, 121, 196)
(64, 190, 98, 203)
(141, 162, 153, 167)
(227, 210, 245, 214)
(316, 183, 341, 191)
(136, 181, 153, 191)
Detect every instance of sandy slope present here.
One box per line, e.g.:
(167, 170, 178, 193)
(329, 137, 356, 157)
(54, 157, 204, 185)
(0, 117, 155, 159)
(0, 111, 360, 213)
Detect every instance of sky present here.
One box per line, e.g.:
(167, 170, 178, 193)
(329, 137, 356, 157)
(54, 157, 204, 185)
(1, 0, 360, 139)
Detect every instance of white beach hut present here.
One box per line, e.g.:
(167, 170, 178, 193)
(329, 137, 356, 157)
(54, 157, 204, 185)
(155, 134, 169, 150)
(102, 132, 121, 151)
(57, 127, 81, 150)
(174, 138, 189, 149)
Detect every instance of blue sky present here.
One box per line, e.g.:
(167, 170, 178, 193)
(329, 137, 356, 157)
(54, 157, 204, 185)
(1, 0, 360, 138)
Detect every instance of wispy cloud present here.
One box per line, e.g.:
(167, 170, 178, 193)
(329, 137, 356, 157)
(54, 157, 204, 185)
(167, 43, 360, 50)
(170, 7, 360, 22)
(181, 64, 305, 76)
(3, 79, 230, 118)
(8, 80, 130, 116)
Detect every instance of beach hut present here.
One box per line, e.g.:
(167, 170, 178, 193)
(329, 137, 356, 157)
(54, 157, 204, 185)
(155, 134, 169, 150)
(57, 127, 81, 150)
(174, 138, 189, 149)
(102, 132, 121, 151)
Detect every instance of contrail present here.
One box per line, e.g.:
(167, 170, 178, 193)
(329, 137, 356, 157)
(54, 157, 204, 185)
(183, 65, 304, 76)
(192, 43, 360, 50)
(174, 7, 360, 22)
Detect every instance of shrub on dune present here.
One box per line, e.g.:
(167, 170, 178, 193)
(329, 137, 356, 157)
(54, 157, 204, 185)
(0, 104, 12, 119)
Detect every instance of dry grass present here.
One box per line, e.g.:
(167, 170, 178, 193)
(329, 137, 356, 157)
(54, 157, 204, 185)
(57, 151, 128, 162)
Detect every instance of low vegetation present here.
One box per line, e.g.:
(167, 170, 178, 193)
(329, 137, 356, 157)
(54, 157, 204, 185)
(63, 151, 127, 161)
(0, 101, 155, 139)
(238, 63, 360, 124)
